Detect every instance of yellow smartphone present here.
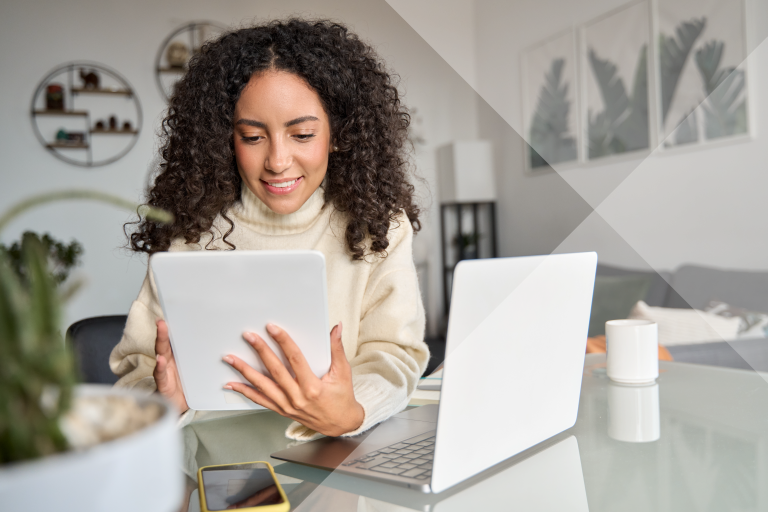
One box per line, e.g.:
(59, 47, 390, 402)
(197, 461, 289, 512)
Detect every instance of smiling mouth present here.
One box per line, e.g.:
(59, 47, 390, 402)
(261, 177, 303, 195)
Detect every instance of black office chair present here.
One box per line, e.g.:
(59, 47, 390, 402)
(65, 315, 127, 385)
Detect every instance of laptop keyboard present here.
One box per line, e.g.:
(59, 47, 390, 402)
(341, 430, 435, 480)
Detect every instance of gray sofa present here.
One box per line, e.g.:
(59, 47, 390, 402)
(592, 263, 768, 372)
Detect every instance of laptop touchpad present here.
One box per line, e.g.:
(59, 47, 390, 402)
(394, 404, 438, 423)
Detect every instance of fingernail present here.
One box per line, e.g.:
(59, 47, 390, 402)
(339, 321, 343, 335)
(243, 332, 256, 343)
(266, 323, 280, 335)
(223, 384, 233, 390)
(223, 355, 234, 364)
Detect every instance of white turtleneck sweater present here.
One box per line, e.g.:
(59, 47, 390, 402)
(109, 185, 429, 440)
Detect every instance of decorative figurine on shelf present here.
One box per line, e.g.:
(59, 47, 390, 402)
(166, 41, 190, 69)
(46, 84, 64, 111)
(122, 121, 132, 132)
(108, 116, 117, 131)
(79, 69, 100, 89)
(95, 120, 105, 130)
(67, 132, 86, 143)
(54, 130, 86, 146)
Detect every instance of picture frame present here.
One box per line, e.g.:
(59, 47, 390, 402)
(521, 28, 580, 173)
(520, 0, 750, 172)
(582, 0, 652, 161)
(656, 0, 750, 148)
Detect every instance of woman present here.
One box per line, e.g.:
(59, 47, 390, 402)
(110, 19, 429, 440)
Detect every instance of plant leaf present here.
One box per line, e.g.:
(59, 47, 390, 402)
(659, 18, 707, 123)
(529, 58, 577, 168)
(673, 109, 699, 145)
(615, 44, 650, 152)
(696, 41, 748, 139)
(23, 236, 59, 344)
(696, 40, 725, 94)
(589, 49, 631, 127)
(588, 46, 650, 158)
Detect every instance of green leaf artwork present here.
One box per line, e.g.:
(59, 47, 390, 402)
(696, 40, 748, 140)
(659, 18, 707, 124)
(659, 17, 748, 146)
(674, 109, 699, 146)
(529, 58, 577, 169)
(587, 46, 650, 159)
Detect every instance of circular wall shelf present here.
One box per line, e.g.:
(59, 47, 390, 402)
(154, 21, 227, 102)
(30, 62, 142, 167)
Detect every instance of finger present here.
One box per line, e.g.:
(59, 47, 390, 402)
(225, 381, 283, 414)
(328, 322, 351, 377)
(265, 324, 318, 385)
(242, 332, 300, 394)
(155, 354, 170, 391)
(223, 355, 292, 410)
(165, 357, 180, 387)
(155, 319, 173, 359)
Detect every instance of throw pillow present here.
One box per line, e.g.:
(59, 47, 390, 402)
(588, 275, 652, 337)
(629, 300, 742, 346)
(705, 301, 768, 339)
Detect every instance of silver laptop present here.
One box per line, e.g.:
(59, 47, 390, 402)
(272, 252, 597, 494)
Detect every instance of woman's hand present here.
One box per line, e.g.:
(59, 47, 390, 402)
(153, 319, 189, 414)
(223, 322, 364, 437)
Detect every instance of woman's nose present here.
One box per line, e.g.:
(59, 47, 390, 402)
(265, 138, 292, 173)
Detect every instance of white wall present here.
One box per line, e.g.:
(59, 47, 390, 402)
(390, 0, 768, 275)
(385, 0, 478, 89)
(0, 0, 480, 334)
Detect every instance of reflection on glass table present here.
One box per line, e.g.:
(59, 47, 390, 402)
(181, 354, 768, 511)
(607, 381, 660, 443)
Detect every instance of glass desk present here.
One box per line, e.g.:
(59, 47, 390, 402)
(180, 355, 768, 511)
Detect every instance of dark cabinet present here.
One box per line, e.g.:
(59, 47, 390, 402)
(440, 202, 497, 314)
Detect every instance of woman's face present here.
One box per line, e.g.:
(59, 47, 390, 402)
(233, 70, 332, 214)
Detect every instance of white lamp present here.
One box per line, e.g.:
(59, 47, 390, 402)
(436, 140, 496, 203)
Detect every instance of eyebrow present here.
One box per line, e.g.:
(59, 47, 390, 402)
(235, 116, 319, 129)
(285, 115, 319, 127)
(235, 119, 266, 128)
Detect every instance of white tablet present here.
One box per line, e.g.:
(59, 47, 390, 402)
(150, 250, 331, 411)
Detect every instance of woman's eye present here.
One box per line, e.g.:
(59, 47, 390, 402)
(294, 134, 316, 140)
(241, 136, 262, 143)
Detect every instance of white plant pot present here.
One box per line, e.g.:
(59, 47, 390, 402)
(0, 385, 183, 512)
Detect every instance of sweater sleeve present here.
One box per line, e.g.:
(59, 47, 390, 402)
(285, 214, 429, 440)
(345, 267, 429, 435)
(109, 266, 164, 392)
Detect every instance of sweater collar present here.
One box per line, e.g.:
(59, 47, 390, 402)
(236, 182, 326, 235)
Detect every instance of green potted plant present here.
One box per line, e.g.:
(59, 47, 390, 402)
(0, 191, 182, 511)
(453, 232, 482, 260)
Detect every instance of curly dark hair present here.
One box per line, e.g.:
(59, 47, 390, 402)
(128, 18, 421, 259)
